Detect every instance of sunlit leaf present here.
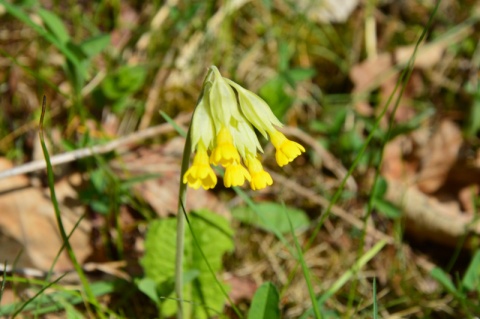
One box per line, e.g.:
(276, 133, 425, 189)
(141, 209, 234, 319)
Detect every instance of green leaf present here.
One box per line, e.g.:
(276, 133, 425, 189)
(141, 209, 234, 319)
(64, 302, 84, 319)
(339, 130, 363, 152)
(466, 81, 480, 138)
(462, 250, 480, 291)
(101, 65, 147, 100)
(285, 68, 316, 83)
(37, 8, 70, 44)
(278, 41, 291, 71)
(1, 2, 81, 66)
(372, 177, 388, 199)
(232, 202, 309, 234)
(389, 107, 435, 139)
(372, 198, 401, 219)
(0, 281, 116, 316)
(259, 77, 292, 119)
(136, 277, 160, 304)
(80, 34, 110, 58)
(247, 282, 280, 319)
(430, 267, 461, 297)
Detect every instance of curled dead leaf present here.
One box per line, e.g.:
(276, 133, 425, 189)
(416, 120, 463, 193)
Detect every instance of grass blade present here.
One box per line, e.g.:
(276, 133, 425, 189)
(39, 96, 104, 317)
(285, 206, 322, 319)
(300, 240, 387, 319)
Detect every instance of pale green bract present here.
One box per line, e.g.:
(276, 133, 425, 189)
(225, 78, 283, 138)
(190, 96, 215, 151)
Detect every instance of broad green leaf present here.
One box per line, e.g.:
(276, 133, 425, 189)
(462, 250, 480, 291)
(141, 209, 234, 319)
(80, 34, 111, 58)
(247, 282, 280, 319)
(37, 8, 70, 44)
(232, 202, 309, 234)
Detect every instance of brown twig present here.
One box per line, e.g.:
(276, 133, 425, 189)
(270, 171, 393, 244)
(0, 113, 191, 180)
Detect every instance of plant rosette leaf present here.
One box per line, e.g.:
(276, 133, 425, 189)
(141, 209, 234, 319)
(247, 282, 280, 319)
(232, 202, 309, 234)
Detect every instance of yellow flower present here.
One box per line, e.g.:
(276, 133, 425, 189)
(210, 126, 241, 167)
(246, 155, 273, 190)
(183, 142, 217, 190)
(224, 161, 251, 187)
(269, 130, 306, 167)
(183, 65, 305, 190)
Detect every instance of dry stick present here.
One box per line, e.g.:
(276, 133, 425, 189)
(0, 113, 191, 180)
(270, 171, 393, 244)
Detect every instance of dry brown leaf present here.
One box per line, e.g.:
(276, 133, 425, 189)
(350, 25, 471, 94)
(350, 53, 392, 94)
(224, 273, 257, 303)
(416, 120, 463, 193)
(458, 184, 479, 215)
(350, 26, 472, 124)
(0, 158, 91, 271)
(386, 180, 480, 248)
(381, 135, 418, 182)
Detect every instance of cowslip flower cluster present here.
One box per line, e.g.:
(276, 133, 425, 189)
(183, 66, 305, 190)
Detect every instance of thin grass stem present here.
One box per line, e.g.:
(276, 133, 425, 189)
(39, 96, 105, 318)
(285, 205, 322, 319)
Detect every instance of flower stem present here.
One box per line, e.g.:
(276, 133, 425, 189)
(175, 126, 192, 319)
(174, 66, 215, 319)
